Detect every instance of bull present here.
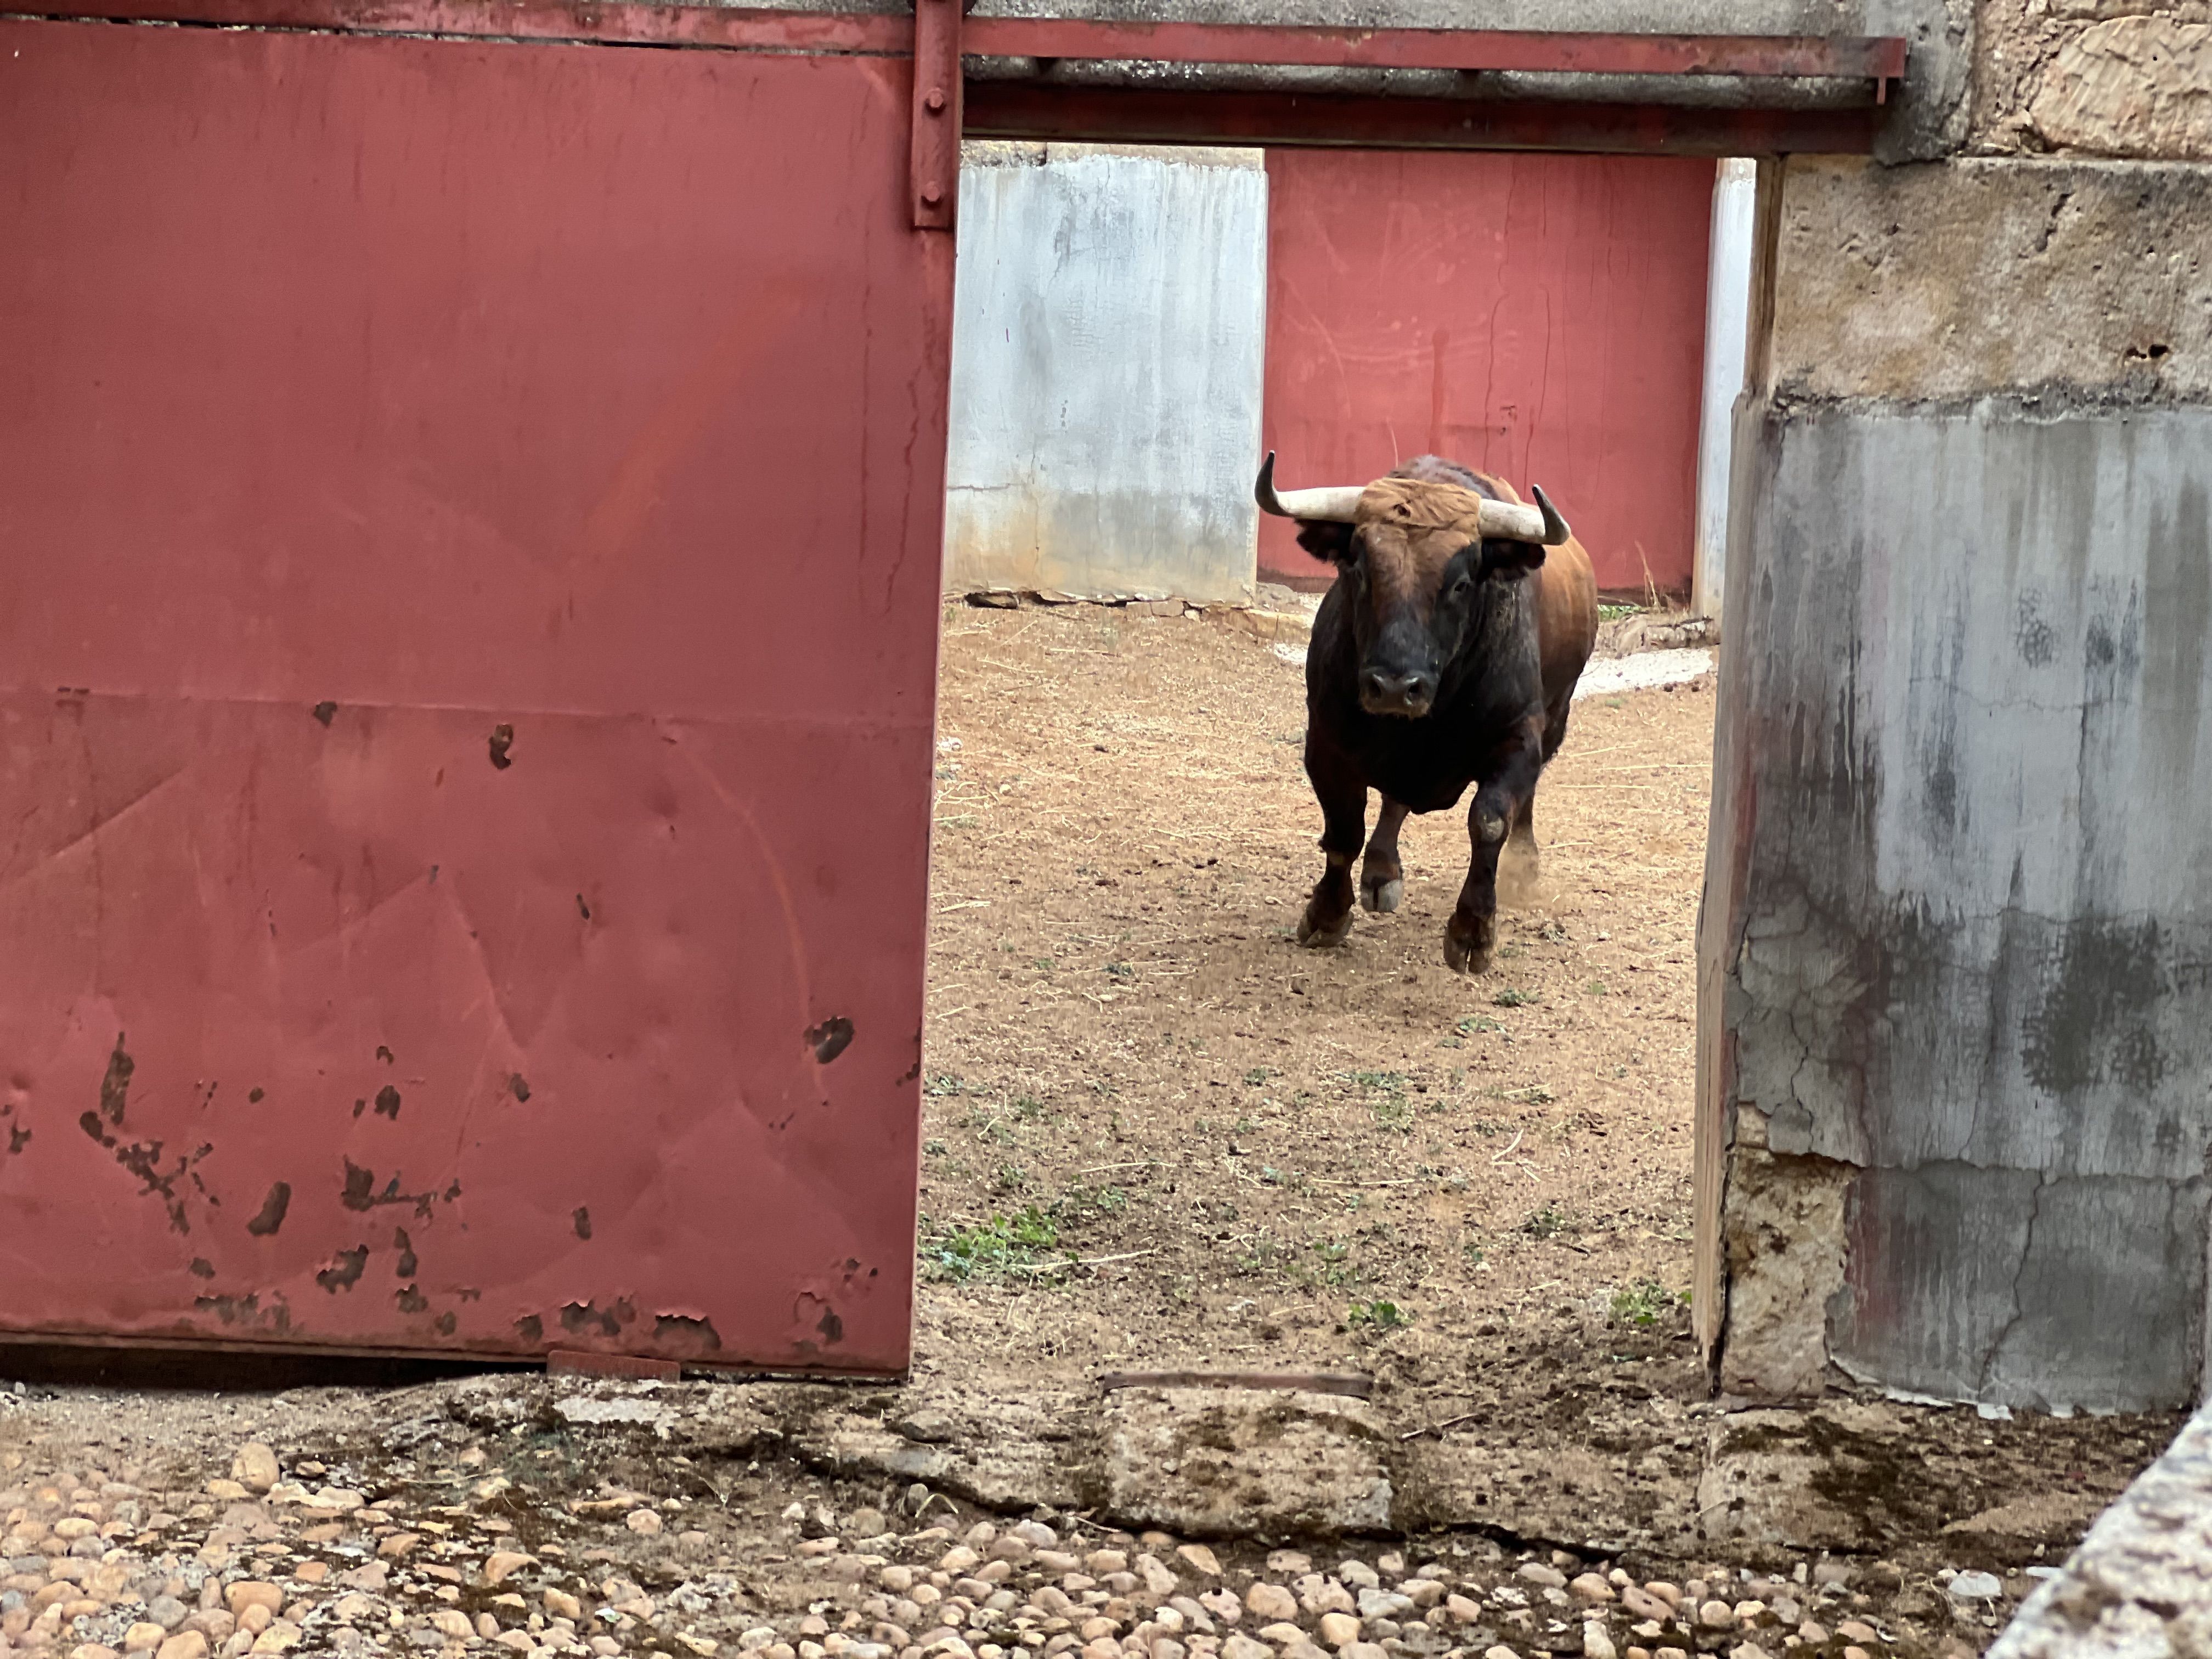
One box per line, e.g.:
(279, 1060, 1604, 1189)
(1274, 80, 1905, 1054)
(1256, 452, 1599, 974)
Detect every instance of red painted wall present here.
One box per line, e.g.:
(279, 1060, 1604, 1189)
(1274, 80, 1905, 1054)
(1261, 149, 1714, 595)
(0, 19, 947, 1370)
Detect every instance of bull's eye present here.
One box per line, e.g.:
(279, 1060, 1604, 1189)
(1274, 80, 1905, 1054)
(1449, 574, 1472, 600)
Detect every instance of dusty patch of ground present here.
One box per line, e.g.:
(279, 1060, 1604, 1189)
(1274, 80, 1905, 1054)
(918, 601, 1712, 1379)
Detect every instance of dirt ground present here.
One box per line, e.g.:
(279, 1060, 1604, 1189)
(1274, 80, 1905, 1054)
(918, 601, 1711, 1374)
(0, 602, 2182, 1659)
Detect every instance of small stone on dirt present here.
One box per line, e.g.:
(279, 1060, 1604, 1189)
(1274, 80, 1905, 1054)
(1516, 1566, 1565, 1592)
(157, 1635, 210, 1659)
(628, 1510, 664, 1535)
(1570, 1577, 1613, 1606)
(1245, 1588, 1297, 1624)
(1176, 1547, 1222, 1579)
(1318, 1614, 1361, 1648)
(485, 1551, 536, 1585)
(1946, 1573, 2000, 1602)
(230, 1446, 281, 1494)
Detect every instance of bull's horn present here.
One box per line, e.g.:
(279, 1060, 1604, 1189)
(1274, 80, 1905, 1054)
(1475, 484, 1572, 546)
(1255, 451, 1362, 522)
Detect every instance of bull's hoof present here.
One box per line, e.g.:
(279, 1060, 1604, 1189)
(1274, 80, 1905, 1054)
(1444, 916, 1496, 975)
(1298, 905, 1355, 948)
(1360, 874, 1404, 914)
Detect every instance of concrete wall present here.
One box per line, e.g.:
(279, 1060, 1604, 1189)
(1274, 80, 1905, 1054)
(942, 142, 1267, 605)
(1698, 146, 2212, 1405)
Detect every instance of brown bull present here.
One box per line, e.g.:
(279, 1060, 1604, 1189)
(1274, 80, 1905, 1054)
(1258, 452, 1598, 973)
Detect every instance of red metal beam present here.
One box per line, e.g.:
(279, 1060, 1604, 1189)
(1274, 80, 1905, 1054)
(965, 82, 1881, 156)
(964, 19, 1905, 84)
(910, 0, 963, 228)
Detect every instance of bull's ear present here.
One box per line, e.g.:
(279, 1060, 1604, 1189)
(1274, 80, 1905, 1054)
(1477, 538, 1548, 582)
(1295, 520, 1357, 565)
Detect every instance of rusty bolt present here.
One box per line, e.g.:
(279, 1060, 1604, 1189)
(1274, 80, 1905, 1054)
(921, 184, 943, 206)
(924, 88, 946, 112)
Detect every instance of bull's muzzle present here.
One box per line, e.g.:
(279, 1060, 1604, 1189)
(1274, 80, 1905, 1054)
(1360, 668, 1436, 718)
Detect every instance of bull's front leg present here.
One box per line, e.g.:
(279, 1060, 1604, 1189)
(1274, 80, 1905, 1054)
(1444, 715, 1548, 974)
(1361, 797, 1410, 913)
(1298, 732, 1367, 948)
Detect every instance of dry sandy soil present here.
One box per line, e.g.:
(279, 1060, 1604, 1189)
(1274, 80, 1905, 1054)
(917, 601, 1714, 1373)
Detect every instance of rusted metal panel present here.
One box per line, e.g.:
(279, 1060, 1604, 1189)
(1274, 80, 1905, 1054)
(1259, 148, 1714, 596)
(965, 85, 1882, 157)
(0, 18, 950, 1372)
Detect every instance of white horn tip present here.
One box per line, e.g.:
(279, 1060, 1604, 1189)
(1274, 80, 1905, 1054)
(1531, 484, 1571, 546)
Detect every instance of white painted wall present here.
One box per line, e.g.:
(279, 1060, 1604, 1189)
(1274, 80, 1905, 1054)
(1691, 158, 1757, 620)
(943, 143, 1269, 606)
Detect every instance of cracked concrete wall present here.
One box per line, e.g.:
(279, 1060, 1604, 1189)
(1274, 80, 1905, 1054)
(1703, 142, 2212, 1410)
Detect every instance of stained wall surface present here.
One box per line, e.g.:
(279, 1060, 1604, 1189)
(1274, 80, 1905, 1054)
(943, 142, 1268, 605)
(1700, 140, 2212, 1409)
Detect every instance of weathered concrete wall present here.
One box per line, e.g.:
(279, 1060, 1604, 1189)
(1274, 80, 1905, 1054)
(942, 142, 1267, 605)
(1974, 0, 2212, 160)
(1707, 394, 2212, 1410)
(1767, 158, 2212, 402)
(1988, 1401, 2212, 1657)
(1703, 138, 2212, 1410)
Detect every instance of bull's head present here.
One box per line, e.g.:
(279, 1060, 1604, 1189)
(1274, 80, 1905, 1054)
(1256, 453, 1570, 719)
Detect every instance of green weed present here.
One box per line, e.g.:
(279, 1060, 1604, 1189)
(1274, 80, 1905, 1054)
(919, 1205, 1070, 1283)
(1610, 1279, 1683, 1329)
(1347, 1300, 1407, 1330)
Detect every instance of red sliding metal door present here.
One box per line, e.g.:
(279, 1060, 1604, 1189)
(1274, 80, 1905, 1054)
(0, 16, 950, 1370)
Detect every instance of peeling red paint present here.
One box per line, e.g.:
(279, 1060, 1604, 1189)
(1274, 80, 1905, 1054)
(0, 18, 944, 1373)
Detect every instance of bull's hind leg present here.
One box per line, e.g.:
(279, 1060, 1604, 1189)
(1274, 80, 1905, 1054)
(1361, 797, 1410, 913)
(1298, 735, 1366, 948)
(1496, 792, 1542, 910)
(1499, 694, 1572, 910)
